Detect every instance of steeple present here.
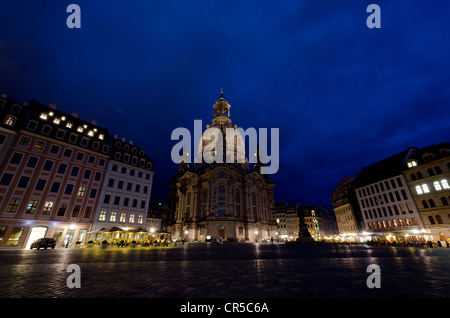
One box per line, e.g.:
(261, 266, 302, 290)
(212, 88, 231, 126)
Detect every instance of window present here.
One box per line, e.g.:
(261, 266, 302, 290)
(140, 200, 146, 209)
(112, 164, 118, 172)
(429, 199, 436, 208)
(109, 212, 116, 222)
(63, 149, 72, 157)
(88, 156, 95, 164)
(72, 205, 81, 217)
(4, 116, 15, 126)
(218, 202, 225, 217)
(17, 176, 30, 188)
(10, 152, 23, 165)
(114, 196, 120, 205)
(428, 168, 435, 177)
(50, 145, 60, 154)
(104, 194, 111, 204)
(218, 186, 225, 201)
(132, 199, 138, 208)
(236, 189, 240, 203)
(442, 179, 450, 189)
(435, 166, 442, 174)
(19, 137, 30, 146)
(127, 182, 132, 191)
(6, 198, 20, 213)
(89, 189, 97, 199)
(123, 198, 129, 207)
(42, 201, 53, 215)
(120, 213, 126, 223)
(70, 166, 79, 177)
(108, 178, 114, 187)
(77, 187, 86, 197)
(64, 184, 74, 195)
(236, 205, 241, 218)
(436, 215, 443, 224)
(135, 184, 140, 193)
(34, 141, 45, 150)
(83, 206, 92, 218)
(76, 152, 84, 161)
(143, 185, 148, 194)
(0, 173, 13, 186)
(138, 214, 143, 224)
(99, 158, 105, 166)
(421, 184, 430, 193)
(35, 179, 47, 191)
(94, 172, 102, 181)
(415, 185, 423, 195)
(99, 211, 107, 221)
(129, 214, 135, 223)
(441, 197, 449, 206)
(57, 203, 68, 216)
(434, 181, 442, 191)
(428, 216, 435, 225)
(50, 182, 61, 193)
(43, 160, 54, 171)
(57, 163, 67, 174)
(83, 169, 91, 179)
(26, 200, 39, 214)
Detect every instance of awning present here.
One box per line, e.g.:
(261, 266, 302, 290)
(99, 226, 126, 232)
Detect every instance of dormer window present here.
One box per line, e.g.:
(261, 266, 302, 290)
(5, 116, 16, 126)
(88, 130, 94, 137)
(98, 134, 104, 140)
(77, 127, 84, 133)
(48, 111, 54, 117)
(407, 160, 417, 168)
(66, 122, 73, 128)
(53, 118, 61, 124)
(40, 113, 48, 120)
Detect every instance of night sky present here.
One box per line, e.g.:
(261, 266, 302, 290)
(1, 1, 449, 208)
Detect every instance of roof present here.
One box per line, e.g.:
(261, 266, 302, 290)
(353, 148, 415, 188)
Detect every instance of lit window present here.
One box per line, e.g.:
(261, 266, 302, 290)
(137, 214, 143, 224)
(415, 185, 423, 194)
(49, 111, 54, 117)
(109, 212, 117, 222)
(5, 116, 15, 126)
(42, 201, 53, 215)
(53, 118, 60, 124)
(40, 113, 48, 120)
(442, 179, 450, 189)
(66, 122, 73, 128)
(99, 134, 104, 140)
(99, 211, 106, 221)
(77, 127, 84, 133)
(434, 181, 442, 191)
(422, 184, 430, 193)
(129, 214, 135, 223)
(120, 213, 126, 223)
(77, 186, 86, 197)
(34, 141, 45, 150)
(61, 116, 66, 121)
(88, 130, 94, 137)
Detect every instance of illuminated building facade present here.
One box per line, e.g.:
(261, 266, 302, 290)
(403, 143, 450, 245)
(354, 148, 426, 242)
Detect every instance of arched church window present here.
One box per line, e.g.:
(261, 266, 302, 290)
(236, 189, 240, 203)
(218, 186, 225, 201)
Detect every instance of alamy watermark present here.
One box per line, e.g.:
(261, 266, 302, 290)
(171, 120, 279, 175)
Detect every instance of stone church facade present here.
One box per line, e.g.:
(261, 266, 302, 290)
(168, 92, 277, 243)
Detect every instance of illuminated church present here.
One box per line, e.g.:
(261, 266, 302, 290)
(168, 92, 277, 242)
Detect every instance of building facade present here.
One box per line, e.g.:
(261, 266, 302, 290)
(168, 93, 277, 243)
(0, 99, 111, 248)
(90, 135, 154, 238)
(275, 203, 299, 240)
(299, 205, 339, 239)
(332, 177, 365, 242)
(354, 148, 426, 243)
(403, 143, 450, 245)
(0, 93, 154, 248)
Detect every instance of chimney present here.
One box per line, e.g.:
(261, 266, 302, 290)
(48, 102, 57, 110)
(71, 111, 78, 118)
(129, 140, 133, 145)
(90, 119, 97, 125)
(113, 134, 118, 139)
(121, 137, 126, 142)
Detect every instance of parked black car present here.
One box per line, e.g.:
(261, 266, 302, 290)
(30, 238, 56, 249)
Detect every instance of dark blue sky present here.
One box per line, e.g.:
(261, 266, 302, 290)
(1, 1, 449, 207)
